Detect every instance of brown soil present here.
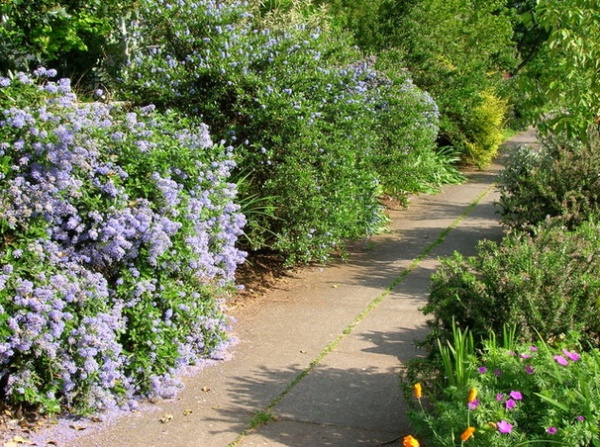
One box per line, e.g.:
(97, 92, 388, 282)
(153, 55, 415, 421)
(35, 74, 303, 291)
(230, 251, 295, 307)
(230, 196, 407, 308)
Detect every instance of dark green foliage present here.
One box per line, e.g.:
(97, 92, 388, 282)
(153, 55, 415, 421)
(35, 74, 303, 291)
(120, 1, 384, 264)
(369, 52, 464, 200)
(497, 131, 600, 230)
(313, 0, 388, 51)
(0, 0, 133, 91)
(369, 0, 516, 165)
(425, 220, 600, 349)
(121, 0, 451, 264)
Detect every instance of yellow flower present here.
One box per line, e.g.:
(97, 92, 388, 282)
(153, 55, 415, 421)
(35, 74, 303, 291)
(413, 383, 422, 399)
(488, 422, 497, 429)
(467, 387, 478, 403)
(403, 435, 420, 447)
(461, 426, 476, 441)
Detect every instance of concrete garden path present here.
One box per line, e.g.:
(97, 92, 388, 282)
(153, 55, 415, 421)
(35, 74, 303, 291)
(56, 130, 539, 447)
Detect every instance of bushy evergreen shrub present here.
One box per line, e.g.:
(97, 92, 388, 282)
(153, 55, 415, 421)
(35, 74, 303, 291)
(376, 0, 515, 166)
(463, 91, 508, 167)
(424, 220, 600, 349)
(497, 131, 600, 230)
(122, 0, 445, 264)
(369, 52, 464, 201)
(0, 70, 246, 413)
(0, 0, 134, 90)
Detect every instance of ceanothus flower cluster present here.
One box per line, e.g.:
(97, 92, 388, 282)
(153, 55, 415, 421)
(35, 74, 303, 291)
(0, 70, 246, 413)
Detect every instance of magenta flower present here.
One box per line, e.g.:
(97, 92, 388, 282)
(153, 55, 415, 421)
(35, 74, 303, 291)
(505, 399, 516, 410)
(577, 416, 585, 422)
(496, 393, 504, 402)
(520, 353, 532, 359)
(497, 420, 513, 434)
(478, 366, 487, 374)
(468, 399, 480, 410)
(554, 355, 569, 366)
(563, 349, 580, 362)
(529, 345, 538, 351)
(510, 390, 523, 401)
(546, 427, 557, 435)
(525, 365, 535, 375)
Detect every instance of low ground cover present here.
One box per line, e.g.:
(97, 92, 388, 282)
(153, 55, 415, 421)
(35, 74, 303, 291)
(404, 328, 600, 446)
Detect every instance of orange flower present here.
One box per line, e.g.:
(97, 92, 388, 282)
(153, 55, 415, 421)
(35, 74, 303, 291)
(413, 383, 422, 399)
(461, 426, 475, 441)
(467, 387, 478, 403)
(403, 435, 420, 447)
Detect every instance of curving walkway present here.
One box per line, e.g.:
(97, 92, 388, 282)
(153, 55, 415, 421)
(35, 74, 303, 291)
(54, 129, 539, 447)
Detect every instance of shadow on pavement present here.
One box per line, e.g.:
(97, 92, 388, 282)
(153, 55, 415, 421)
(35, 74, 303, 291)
(204, 325, 429, 447)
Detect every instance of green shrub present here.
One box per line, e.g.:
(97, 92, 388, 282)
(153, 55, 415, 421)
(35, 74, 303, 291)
(121, 0, 450, 264)
(0, 0, 134, 90)
(312, 0, 387, 51)
(250, 0, 330, 31)
(369, 52, 465, 201)
(405, 331, 600, 447)
(377, 0, 516, 165)
(463, 91, 508, 168)
(120, 0, 385, 264)
(497, 131, 600, 230)
(424, 220, 600, 349)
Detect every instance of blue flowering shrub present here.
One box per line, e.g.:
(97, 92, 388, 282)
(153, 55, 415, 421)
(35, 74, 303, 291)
(0, 70, 246, 414)
(120, 0, 448, 264)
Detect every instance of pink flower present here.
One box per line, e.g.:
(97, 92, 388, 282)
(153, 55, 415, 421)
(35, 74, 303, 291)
(563, 349, 580, 362)
(497, 420, 513, 434)
(478, 366, 487, 374)
(529, 345, 538, 351)
(520, 353, 532, 359)
(510, 391, 523, 401)
(505, 399, 516, 410)
(525, 365, 535, 375)
(496, 393, 504, 401)
(468, 399, 479, 410)
(554, 355, 569, 366)
(546, 427, 557, 434)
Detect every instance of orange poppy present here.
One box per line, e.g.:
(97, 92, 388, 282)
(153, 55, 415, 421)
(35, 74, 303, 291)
(403, 435, 420, 447)
(461, 426, 475, 441)
(413, 383, 422, 399)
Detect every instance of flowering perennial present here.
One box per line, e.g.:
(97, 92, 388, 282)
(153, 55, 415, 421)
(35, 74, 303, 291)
(405, 333, 599, 446)
(0, 71, 246, 413)
(461, 426, 475, 441)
